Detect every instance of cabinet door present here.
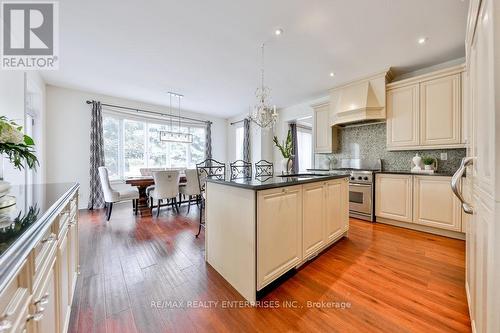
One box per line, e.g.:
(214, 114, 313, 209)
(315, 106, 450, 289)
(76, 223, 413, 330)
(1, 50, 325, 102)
(68, 220, 78, 302)
(387, 84, 420, 148)
(413, 176, 461, 231)
(325, 179, 349, 242)
(57, 230, 71, 333)
(420, 74, 461, 145)
(31, 259, 57, 333)
(302, 183, 325, 259)
(257, 186, 302, 289)
(313, 104, 332, 153)
(375, 174, 413, 223)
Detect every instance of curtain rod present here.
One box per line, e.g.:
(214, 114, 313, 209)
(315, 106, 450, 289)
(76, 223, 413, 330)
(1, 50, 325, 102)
(86, 100, 212, 125)
(230, 117, 249, 125)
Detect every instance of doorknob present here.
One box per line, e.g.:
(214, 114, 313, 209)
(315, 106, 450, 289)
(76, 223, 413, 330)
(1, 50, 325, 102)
(451, 157, 475, 214)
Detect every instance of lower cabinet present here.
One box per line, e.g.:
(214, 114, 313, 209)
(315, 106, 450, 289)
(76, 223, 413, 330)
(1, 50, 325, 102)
(413, 176, 462, 231)
(375, 174, 413, 223)
(257, 179, 349, 290)
(57, 228, 71, 333)
(375, 174, 462, 233)
(257, 185, 303, 290)
(31, 257, 58, 333)
(303, 179, 349, 260)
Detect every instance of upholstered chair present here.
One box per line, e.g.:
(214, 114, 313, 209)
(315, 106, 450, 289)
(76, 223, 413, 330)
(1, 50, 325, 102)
(98, 166, 139, 221)
(150, 170, 181, 217)
(179, 169, 201, 213)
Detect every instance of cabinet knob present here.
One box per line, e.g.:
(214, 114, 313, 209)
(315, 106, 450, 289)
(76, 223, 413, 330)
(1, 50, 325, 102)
(0, 319, 12, 332)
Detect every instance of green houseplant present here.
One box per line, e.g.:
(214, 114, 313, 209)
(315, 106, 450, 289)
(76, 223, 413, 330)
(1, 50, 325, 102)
(273, 129, 294, 174)
(422, 156, 436, 171)
(0, 116, 39, 208)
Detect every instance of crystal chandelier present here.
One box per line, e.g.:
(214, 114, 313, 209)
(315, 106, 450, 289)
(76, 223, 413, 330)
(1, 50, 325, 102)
(160, 92, 193, 143)
(249, 43, 278, 129)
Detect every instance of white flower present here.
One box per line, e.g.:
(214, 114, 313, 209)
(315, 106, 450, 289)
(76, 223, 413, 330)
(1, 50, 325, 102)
(0, 122, 24, 145)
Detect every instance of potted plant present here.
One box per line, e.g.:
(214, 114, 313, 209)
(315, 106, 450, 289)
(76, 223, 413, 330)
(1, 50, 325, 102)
(0, 116, 39, 207)
(422, 156, 436, 171)
(273, 130, 293, 174)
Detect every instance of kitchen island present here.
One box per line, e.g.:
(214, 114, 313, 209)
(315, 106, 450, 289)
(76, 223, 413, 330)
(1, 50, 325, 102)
(205, 174, 349, 302)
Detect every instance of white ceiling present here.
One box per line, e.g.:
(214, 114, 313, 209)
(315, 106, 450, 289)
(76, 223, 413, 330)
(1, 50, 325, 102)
(42, 0, 469, 118)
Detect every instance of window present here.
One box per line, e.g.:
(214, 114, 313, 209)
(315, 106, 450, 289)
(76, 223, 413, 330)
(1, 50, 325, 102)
(235, 125, 244, 160)
(103, 111, 206, 180)
(297, 126, 312, 172)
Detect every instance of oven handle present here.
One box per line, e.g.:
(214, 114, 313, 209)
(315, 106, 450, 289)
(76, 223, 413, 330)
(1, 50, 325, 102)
(349, 183, 371, 188)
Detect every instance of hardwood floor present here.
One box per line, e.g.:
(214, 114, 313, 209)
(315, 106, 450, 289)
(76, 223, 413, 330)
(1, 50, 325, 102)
(69, 202, 471, 333)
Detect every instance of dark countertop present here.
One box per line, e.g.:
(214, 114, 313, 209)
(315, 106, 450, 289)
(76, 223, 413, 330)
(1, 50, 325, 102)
(206, 173, 350, 190)
(375, 171, 456, 177)
(0, 182, 79, 293)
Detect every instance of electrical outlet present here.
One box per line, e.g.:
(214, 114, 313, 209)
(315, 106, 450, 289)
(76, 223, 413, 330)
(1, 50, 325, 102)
(440, 152, 448, 161)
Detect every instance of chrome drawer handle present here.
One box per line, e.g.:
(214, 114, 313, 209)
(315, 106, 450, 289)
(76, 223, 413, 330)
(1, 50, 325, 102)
(451, 157, 474, 215)
(34, 293, 49, 306)
(41, 234, 56, 244)
(0, 318, 12, 332)
(26, 308, 44, 322)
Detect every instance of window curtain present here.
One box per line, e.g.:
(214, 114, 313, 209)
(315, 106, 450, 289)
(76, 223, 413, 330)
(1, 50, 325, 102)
(88, 101, 105, 209)
(289, 122, 299, 173)
(205, 122, 212, 160)
(243, 118, 250, 162)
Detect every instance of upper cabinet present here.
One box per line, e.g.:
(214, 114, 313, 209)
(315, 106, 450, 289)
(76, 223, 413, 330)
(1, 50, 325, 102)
(386, 65, 465, 151)
(312, 102, 338, 153)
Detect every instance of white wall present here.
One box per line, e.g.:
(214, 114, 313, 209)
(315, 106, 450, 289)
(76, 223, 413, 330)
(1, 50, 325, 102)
(45, 85, 227, 209)
(273, 96, 328, 172)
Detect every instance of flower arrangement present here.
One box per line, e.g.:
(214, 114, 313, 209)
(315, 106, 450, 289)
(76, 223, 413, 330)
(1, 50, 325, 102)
(273, 129, 293, 159)
(0, 116, 38, 171)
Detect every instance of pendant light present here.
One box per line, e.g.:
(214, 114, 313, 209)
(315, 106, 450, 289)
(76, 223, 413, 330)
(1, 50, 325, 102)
(160, 92, 193, 143)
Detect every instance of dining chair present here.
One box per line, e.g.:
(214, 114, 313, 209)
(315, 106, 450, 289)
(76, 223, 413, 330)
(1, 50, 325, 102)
(255, 160, 274, 177)
(195, 159, 226, 237)
(98, 166, 139, 221)
(150, 170, 181, 217)
(230, 160, 252, 180)
(179, 169, 201, 213)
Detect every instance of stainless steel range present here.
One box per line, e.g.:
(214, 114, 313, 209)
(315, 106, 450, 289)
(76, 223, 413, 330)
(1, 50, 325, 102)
(348, 170, 375, 221)
(310, 159, 380, 222)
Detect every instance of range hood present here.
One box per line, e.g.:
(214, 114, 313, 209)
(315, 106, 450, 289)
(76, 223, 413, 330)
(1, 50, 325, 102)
(330, 71, 389, 125)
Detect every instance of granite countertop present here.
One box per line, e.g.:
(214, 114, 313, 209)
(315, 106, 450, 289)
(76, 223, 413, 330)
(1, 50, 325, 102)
(375, 170, 456, 177)
(0, 182, 79, 263)
(206, 173, 350, 190)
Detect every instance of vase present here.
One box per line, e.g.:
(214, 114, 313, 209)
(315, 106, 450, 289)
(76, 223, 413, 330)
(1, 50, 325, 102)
(411, 153, 422, 171)
(281, 158, 293, 175)
(424, 165, 433, 170)
(0, 155, 14, 209)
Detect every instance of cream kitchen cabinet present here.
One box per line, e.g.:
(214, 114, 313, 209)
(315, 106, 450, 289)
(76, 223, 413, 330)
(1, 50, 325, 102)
(312, 102, 338, 153)
(386, 65, 465, 150)
(257, 185, 303, 290)
(375, 174, 413, 223)
(302, 178, 349, 260)
(413, 176, 462, 231)
(302, 182, 326, 258)
(386, 84, 419, 148)
(420, 74, 461, 146)
(324, 179, 349, 243)
(0, 184, 79, 333)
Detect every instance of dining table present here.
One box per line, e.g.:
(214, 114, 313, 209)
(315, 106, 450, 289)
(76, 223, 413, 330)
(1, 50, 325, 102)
(126, 176, 187, 217)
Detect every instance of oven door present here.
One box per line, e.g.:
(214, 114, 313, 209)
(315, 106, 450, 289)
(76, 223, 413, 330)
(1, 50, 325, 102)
(349, 183, 373, 219)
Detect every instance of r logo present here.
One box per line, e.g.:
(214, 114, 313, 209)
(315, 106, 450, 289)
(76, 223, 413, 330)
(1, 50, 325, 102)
(2, 2, 54, 55)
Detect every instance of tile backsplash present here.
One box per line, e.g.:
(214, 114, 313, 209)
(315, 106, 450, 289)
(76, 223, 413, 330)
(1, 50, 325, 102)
(315, 123, 466, 174)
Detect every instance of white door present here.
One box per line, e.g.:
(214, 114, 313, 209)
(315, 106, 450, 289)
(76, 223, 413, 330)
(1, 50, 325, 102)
(453, 1, 500, 332)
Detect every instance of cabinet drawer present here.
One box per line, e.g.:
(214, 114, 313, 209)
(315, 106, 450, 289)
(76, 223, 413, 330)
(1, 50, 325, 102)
(33, 228, 57, 281)
(0, 262, 30, 333)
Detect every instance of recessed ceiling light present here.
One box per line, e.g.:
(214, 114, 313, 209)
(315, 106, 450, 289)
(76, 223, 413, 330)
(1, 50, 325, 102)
(275, 28, 283, 36)
(329, 72, 335, 77)
(418, 37, 428, 45)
